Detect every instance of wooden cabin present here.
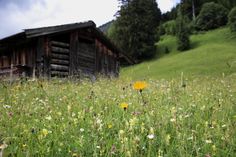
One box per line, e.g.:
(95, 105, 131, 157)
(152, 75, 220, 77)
(0, 21, 133, 78)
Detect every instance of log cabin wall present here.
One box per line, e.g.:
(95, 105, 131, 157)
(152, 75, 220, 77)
(69, 29, 96, 77)
(68, 28, 119, 78)
(36, 36, 51, 77)
(49, 33, 70, 77)
(95, 39, 119, 77)
(0, 41, 37, 76)
(0, 22, 121, 78)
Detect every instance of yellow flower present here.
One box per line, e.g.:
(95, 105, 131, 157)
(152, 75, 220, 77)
(133, 81, 147, 91)
(42, 129, 49, 137)
(165, 134, 171, 145)
(108, 124, 113, 129)
(120, 103, 128, 110)
(212, 145, 216, 151)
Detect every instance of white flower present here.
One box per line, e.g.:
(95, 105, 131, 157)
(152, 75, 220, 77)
(205, 139, 212, 144)
(45, 116, 52, 120)
(119, 130, 125, 135)
(80, 128, 84, 132)
(0, 143, 8, 149)
(3, 105, 11, 109)
(184, 114, 191, 118)
(147, 134, 155, 139)
(170, 118, 176, 122)
(221, 124, 226, 128)
(200, 105, 206, 110)
(187, 136, 193, 140)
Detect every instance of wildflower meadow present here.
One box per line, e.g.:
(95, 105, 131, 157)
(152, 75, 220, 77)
(0, 76, 236, 157)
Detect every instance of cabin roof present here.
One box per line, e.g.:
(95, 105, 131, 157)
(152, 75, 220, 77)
(0, 20, 135, 65)
(24, 21, 96, 38)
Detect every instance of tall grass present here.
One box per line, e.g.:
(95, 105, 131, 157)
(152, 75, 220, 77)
(0, 76, 235, 156)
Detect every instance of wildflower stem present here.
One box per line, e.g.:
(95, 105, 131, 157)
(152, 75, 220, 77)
(140, 91, 146, 105)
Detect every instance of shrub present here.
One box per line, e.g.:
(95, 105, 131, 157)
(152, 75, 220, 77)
(162, 20, 177, 35)
(228, 7, 236, 32)
(176, 15, 190, 51)
(196, 2, 228, 31)
(165, 46, 170, 54)
(158, 24, 165, 36)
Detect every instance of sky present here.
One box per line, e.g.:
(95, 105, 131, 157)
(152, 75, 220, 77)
(0, 0, 180, 39)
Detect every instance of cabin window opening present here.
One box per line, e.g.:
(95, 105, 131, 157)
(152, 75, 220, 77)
(51, 33, 70, 43)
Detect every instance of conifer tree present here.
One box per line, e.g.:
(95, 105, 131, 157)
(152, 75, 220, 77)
(111, 0, 161, 60)
(176, 10, 191, 51)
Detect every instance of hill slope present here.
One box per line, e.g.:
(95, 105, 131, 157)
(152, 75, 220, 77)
(121, 27, 236, 79)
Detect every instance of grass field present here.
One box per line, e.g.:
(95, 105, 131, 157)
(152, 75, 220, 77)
(1, 27, 236, 157)
(0, 76, 236, 156)
(121, 27, 236, 80)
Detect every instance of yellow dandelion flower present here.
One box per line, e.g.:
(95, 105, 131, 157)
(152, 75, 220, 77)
(42, 129, 49, 137)
(120, 103, 128, 110)
(133, 81, 147, 92)
(108, 124, 113, 129)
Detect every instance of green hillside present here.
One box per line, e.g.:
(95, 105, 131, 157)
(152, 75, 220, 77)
(121, 27, 236, 80)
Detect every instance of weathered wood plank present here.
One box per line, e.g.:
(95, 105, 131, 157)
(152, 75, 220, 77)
(51, 64, 69, 71)
(51, 46, 69, 54)
(51, 41, 70, 48)
(70, 31, 79, 75)
(51, 53, 69, 60)
(36, 37, 44, 77)
(78, 61, 96, 68)
(78, 35, 94, 42)
(78, 53, 95, 60)
(51, 59, 69, 65)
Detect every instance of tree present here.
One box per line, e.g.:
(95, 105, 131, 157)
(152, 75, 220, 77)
(195, 2, 228, 31)
(111, 0, 161, 60)
(176, 10, 191, 51)
(228, 7, 236, 32)
(180, 0, 207, 21)
(161, 5, 179, 22)
(215, 0, 236, 10)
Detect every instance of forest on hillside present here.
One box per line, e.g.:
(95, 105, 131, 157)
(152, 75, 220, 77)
(104, 0, 236, 63)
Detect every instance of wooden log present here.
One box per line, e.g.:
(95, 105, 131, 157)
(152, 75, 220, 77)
(78, 53, 95, 60)
(51, 41, 70, 48)
(78, 63, 95, 69)
(78, 35, 94, 43)
(51, 53, 69, 60)
(51, 46, 69, 54)
(51, 59, 69, 65)
(51, 64, 69, 71)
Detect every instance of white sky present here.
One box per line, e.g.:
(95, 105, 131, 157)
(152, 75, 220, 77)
(0, 0, 180, 39)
